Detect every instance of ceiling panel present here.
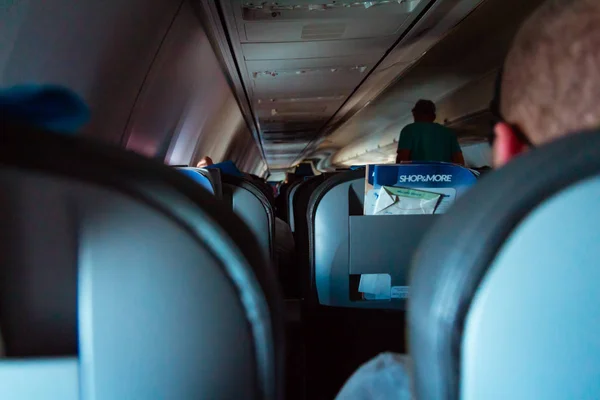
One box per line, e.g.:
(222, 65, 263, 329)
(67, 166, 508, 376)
(262, 133, 315, 143)
(238, 0, 420, 43)
(243, 17, 407, 42)
(241, 37, 393, 61)
(260, 119, 325, 132)
(255, 97, 344, 115)
(256, 105, 328, 118)
(245, 54, 380, 71)
(251, 65, 368, 97)
(219, 0, 451, 169)
(263, 141, 311, 151)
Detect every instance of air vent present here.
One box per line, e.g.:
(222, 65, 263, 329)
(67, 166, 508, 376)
(252, 66, 366, 79)
(301, 23, 346, 40)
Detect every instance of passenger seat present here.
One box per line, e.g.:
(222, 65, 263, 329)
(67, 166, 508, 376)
(409, 129, 600, 400)
(222, 174, 276, 263)
(0, 122, 284, 399)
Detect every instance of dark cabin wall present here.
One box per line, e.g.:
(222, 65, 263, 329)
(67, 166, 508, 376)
(1, 0, 266, 174)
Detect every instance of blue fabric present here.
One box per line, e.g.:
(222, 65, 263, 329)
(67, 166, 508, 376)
(0, 84, 89, 134)
(367, 163, 477, 186)
(205, 160, 243, 177)
(177, 169, 214, 194)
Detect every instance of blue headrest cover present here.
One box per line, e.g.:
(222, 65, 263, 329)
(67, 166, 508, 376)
(177, 169, 215, 194)
(0, 84, 90, 134)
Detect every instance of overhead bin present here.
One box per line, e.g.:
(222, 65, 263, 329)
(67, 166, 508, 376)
(308, 164, 477, 310)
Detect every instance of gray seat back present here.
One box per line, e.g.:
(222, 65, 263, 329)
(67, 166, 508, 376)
(0, 124, 284, 399)
(308, 170, 364, 307)
(290, 175, 327, 298)
(287, 179, 304, 231)
(308, 169, 438, 310)
(222, 175, 276, 262)
(409, 129, 600, 400)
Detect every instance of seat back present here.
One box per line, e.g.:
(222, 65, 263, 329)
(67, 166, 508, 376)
(222, 174, 276, 262)
(290, 175, 333, 298)
(307, 170, 365, 307)
(308, 165, 476, 309)
(409, 129, 600, 400)
(286, 179, 304, 229)
(250, 178, 276, 209)
(0, 124, 284, 399)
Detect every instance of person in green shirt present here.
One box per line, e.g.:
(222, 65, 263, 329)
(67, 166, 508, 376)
(396, 99, 465, 165)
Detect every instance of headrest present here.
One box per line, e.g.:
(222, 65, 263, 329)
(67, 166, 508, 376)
(221, 174, 275, 261)
(409, 129, 600, 400)
(176, 168, 214, 194)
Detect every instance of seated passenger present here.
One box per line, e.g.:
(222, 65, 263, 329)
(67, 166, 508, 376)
(396, 100, 465, 165)
(196, 156, 214, 168)
(337, 0, 600, 397)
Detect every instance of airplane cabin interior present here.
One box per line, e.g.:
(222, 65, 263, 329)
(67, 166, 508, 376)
(2, 0, 599, 399)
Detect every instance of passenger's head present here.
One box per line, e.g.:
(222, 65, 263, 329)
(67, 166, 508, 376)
(494, 0, 600, 167)
(412, 99, 436, 123)
(196, 156, 214, 168)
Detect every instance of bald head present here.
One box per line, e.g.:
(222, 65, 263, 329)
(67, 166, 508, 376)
(501, 0, 600, 144)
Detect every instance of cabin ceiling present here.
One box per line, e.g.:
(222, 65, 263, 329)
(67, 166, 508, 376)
(213, 0, 486, 170)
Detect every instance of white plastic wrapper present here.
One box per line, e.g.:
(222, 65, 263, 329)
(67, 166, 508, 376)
(335, 353, 414, 400)
(373, 186, 441, 216)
